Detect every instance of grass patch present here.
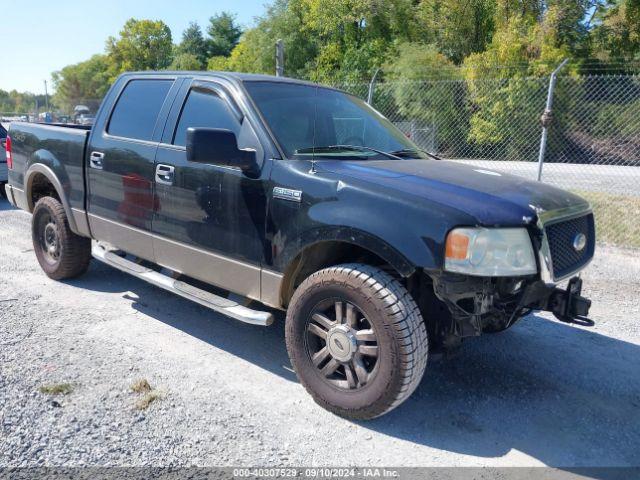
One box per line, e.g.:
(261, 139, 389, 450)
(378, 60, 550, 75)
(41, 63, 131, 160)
(135, 390, 164, 411)
(130, 378, 152, 394)
(39, 383, 74, 395)
(130, 378, 164, 410)
(572, 190, 640, 249)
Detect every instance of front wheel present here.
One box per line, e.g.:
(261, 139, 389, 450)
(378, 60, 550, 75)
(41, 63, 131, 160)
(285, 264, 428, 419)
(32, 196, 91, 280)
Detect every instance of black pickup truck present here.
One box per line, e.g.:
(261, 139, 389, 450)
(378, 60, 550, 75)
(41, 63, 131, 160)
(5, 72, 594, 419)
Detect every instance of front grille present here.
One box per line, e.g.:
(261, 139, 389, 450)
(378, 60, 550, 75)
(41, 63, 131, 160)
(545, 214, 595, 279)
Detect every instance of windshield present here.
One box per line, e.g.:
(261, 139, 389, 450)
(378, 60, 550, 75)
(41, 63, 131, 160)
(243, 81, 429, 160)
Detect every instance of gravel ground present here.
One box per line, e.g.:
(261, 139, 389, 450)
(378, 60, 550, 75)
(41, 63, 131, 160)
(0, 197, 639, 468)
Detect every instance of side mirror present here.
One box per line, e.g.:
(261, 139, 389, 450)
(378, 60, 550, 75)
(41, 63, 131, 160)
(186, 128, 257, 174)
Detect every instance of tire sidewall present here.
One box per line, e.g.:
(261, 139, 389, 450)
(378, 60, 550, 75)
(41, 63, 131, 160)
(286, 272, 405, 415)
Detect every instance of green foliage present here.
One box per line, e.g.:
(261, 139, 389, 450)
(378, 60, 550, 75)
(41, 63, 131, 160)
(52, 54, 111, 113)
(416, 0, 496, 63)
(592, 0, 640, 61)
(0, 89, 49, 114)
(460, 10, 579, 159)
(170, 53, 203, 71)
(106, 19, 173, 80)
(207, 12, 243, 57)
(383, 43, 465, 152)
(177, 22, 208, 68)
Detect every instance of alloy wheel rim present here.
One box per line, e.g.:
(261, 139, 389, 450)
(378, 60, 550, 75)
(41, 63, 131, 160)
(305, 299, 379, 391)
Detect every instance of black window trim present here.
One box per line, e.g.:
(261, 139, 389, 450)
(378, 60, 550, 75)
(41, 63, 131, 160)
(104, 76, 177, 145)
(165, 79, 245, 151)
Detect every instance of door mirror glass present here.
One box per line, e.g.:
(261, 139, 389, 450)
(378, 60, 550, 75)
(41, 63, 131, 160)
(186, 128, 257, 173)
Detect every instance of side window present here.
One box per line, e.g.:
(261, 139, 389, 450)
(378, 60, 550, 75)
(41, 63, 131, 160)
(0, 124, 6, 139)
(108, 79, 173, 141)
(173, 88, 240, 147)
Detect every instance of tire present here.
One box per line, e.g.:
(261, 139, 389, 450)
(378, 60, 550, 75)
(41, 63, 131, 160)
(0, 183, 6, 199)
(285, 263, 428, 420)
(32, 196, 91, 280)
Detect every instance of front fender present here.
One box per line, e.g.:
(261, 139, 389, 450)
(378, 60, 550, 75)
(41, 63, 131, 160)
(282, 225, 418, 277)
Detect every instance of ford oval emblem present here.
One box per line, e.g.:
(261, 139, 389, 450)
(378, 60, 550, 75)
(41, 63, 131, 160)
(573, 233, 587, 252)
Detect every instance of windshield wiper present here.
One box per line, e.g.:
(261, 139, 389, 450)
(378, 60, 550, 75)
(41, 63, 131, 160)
(296, 145, 401, 160)
(388, 148, 441, 160)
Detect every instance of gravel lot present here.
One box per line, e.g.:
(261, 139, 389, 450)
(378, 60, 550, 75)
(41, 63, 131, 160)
(1, 196, 639, 468)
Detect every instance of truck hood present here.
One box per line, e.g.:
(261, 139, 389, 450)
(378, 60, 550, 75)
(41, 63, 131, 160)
(318, 159, 589, 226)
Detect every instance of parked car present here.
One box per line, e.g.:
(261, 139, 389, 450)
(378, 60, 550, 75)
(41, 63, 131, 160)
(4, 72, 595, 419)
(77, 114, 96, 126)
(0, 122, 7, 193)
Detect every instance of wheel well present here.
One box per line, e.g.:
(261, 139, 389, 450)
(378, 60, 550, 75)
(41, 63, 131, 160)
(29, 172, 60, 211)
(280, 241, 403, 307)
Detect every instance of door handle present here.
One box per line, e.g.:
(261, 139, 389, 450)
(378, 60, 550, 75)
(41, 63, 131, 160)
(90, 151, 104, 170)
(155, 164, 175, 185)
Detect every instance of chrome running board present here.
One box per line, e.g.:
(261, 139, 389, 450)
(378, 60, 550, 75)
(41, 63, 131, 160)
(91, 243, 274, 326)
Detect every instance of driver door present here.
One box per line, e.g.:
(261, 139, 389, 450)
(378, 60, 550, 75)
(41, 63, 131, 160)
(152, 79, 269, 300)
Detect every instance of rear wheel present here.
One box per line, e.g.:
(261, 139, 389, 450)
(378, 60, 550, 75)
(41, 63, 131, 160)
(32, 197, 91, 280)
(285, 263, 428, 419)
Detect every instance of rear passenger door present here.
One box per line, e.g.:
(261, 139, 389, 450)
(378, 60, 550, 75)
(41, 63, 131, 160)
(151, 79, 269, 300)
(87, 77, 180, 260)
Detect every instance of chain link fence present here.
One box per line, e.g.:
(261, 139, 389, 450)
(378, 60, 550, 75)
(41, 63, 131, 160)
(333, 74, 640, 249)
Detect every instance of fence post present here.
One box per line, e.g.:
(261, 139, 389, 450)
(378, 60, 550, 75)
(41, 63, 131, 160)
(537, 58, 569, 181)
(367, 68, 380, 105)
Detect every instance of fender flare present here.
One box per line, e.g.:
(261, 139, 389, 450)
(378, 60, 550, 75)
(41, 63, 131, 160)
(275, 226, 420, 307)
(300, 226, 417, 276)
(24, 163, 80, 233)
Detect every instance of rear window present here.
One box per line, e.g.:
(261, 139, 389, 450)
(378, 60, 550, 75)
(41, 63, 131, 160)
(108, 79, 173, 141)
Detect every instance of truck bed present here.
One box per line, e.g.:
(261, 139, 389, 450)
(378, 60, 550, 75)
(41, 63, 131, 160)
(8, 122, 90, 212)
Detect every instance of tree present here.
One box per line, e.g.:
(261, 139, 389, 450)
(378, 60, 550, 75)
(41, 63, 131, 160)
(592, 0, 640, 61)
(106, 19, 173, 80)
(178, 22, 208, 68)
(207, 12, 242, 57)
(52, 54, 111, 113)
(415, 0, 496, 64)
(0, 89, 49, 114)
(170, 53, 203, 71)
(384, 43, 464, 153)
(461, 10, 576, 159)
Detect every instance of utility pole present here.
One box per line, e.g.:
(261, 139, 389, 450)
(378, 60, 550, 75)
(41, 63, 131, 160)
(43, 80, 50, 112)
(275, 40, 284, 77)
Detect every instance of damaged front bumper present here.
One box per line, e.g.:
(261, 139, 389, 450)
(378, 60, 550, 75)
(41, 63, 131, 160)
(429, 272, 594, 347)
(528, 276, 593, 326)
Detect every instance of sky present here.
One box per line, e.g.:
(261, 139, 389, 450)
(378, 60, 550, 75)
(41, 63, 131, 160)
(1, 0, 268, 94)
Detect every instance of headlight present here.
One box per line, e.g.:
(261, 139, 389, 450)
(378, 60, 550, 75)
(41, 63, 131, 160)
(444, 227, 537, 276)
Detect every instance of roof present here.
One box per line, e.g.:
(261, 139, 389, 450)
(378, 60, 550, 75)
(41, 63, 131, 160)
(121, 71, 339, 91)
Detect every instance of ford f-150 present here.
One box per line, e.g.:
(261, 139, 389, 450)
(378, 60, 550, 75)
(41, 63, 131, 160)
(4, 72, 595, 419)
